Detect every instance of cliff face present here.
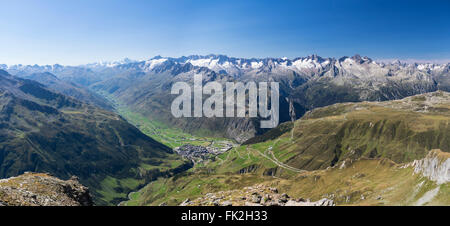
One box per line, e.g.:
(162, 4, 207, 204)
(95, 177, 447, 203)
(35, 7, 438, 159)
(413, 149, 450, 185)
(0, 172, 93, 206)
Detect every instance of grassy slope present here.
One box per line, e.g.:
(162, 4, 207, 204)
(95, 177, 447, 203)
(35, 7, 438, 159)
(93, 92, 237, 204)
(126, 152, 449, 206)
(1, 95, 188, 205)
(275, 159, 445, 206)
(0, 71, 192, 205)
(124, 92, 450, 206)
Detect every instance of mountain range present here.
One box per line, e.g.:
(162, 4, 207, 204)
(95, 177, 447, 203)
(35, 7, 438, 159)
(3, 54, 448, 142)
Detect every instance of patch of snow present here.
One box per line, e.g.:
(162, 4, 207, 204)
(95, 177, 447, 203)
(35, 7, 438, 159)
(145, 58, 168, 70)
(292, 58, 319, 70)
(188, 58, 216, 67)
(251, 61, 263, 69)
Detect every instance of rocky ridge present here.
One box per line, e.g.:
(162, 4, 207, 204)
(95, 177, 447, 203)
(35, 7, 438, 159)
(0, 172, 93, 206)
(179, 184, 334, 206)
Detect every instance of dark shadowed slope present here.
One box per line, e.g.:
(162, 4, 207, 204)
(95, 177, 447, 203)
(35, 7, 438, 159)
(0, 70, 188, 205)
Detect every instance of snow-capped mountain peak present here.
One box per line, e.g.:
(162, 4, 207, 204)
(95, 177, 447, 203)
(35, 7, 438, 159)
(2, 54, 449, 81)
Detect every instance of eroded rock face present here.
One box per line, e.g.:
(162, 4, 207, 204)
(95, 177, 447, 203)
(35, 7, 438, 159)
(413, 149, 450, 185)
(180, 184, 334, 206)
(0, 172, 93, 206)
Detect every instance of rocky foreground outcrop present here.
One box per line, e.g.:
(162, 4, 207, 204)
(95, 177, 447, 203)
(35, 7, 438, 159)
(0, 172, 93, 206)
(413, 149, 450, 185)
(180, 184, 334, 206)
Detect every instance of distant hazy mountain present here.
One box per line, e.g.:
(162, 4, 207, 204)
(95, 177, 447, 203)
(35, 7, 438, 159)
(22, 72, 113, 110)
(3, 55, 449, 142)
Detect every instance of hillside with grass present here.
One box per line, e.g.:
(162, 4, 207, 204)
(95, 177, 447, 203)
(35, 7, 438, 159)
(0, 70, 189, 205)
(123, 91, 450, 206)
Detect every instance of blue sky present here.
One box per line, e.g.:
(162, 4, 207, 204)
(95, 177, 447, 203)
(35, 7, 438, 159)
(0, 0, 449, 65)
